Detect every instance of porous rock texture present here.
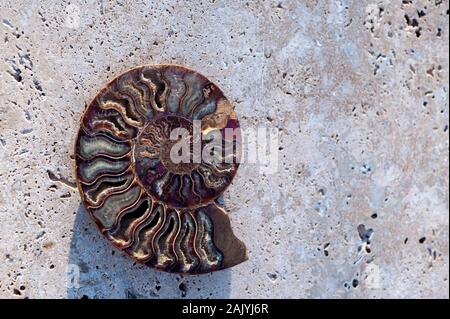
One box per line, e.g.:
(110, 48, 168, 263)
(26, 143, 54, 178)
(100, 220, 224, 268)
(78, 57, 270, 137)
(0, 0, 448, 298)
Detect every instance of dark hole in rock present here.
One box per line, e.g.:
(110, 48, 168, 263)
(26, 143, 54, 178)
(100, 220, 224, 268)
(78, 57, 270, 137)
(179, 282, 187, 297)
(357, 224, 374, 243)
(267, 273, 278, 281)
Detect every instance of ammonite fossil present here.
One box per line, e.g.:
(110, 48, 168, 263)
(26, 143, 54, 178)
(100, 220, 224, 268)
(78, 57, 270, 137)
(75, 65, 248, 274)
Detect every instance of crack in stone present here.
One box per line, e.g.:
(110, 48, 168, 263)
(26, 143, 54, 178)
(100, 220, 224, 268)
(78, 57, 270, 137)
(47, 169, 77, 190)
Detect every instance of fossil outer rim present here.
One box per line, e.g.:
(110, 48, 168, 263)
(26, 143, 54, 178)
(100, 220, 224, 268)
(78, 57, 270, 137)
(74, 64, 248, 274)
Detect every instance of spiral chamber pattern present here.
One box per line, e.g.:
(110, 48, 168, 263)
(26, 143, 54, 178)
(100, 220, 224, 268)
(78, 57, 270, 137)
(75, 65, 247, 274)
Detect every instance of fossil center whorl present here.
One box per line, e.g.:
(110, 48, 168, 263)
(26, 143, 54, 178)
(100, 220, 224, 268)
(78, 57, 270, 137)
(159, 138, 200, 175)
(132, 112, 239, 209)
(133, 115, 205, 208)
(135, 115, 200, 175)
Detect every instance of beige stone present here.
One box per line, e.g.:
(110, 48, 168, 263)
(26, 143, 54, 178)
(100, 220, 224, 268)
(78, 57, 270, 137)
(0, 0, 448, 298)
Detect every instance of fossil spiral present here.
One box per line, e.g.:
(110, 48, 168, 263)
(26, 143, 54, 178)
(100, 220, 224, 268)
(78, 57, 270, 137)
(75, 65, 248, 274)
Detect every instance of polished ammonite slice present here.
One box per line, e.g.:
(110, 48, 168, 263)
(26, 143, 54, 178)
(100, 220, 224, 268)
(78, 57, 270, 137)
(75, 65, 247, 274)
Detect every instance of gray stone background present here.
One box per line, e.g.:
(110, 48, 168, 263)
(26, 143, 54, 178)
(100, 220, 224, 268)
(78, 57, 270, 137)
(0, 0, 448, 299)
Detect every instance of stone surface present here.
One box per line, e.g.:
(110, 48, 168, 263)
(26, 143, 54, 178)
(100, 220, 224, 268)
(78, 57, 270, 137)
(0, 0, 448, 299)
